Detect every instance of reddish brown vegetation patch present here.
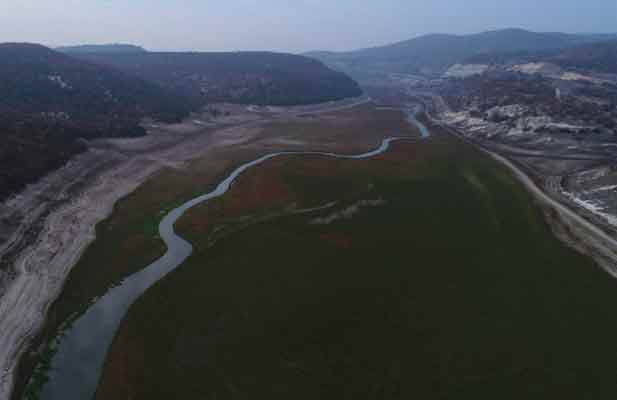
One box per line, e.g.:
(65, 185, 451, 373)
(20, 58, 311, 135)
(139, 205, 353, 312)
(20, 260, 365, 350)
(320, 232, 353, 249)
(121, 234, 148, 253)
(95, 326, 145, 400)
(224, 160, 295, 214)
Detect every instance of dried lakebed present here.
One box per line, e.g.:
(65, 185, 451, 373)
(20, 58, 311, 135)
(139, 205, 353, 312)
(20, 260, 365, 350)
(26, 113, 429, 400)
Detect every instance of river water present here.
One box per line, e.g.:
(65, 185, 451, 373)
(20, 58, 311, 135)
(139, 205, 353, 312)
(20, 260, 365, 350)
(29, 109, 429, 400)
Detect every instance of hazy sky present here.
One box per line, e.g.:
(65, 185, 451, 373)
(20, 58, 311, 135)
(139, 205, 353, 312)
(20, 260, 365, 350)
(0, 0, 615, 52)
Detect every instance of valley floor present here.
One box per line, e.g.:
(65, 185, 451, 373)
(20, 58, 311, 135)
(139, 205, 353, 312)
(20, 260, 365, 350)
(1, 97, 374, 400)
(93, 122, 617, 399)
(8, 97, 617, 399)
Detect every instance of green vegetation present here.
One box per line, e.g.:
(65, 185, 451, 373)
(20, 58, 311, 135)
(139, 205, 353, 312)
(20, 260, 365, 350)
(95, 134, 617, 399)
(13, 161, 223, 399)
(14, 105, 401, 400)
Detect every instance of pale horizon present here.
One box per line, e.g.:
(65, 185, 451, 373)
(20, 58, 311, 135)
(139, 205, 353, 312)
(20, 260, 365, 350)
(1, 0, 615, 53)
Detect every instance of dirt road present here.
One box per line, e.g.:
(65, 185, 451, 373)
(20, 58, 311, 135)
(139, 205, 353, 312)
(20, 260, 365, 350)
(483, 148, 617, 277)
(435, 118, 617, 277)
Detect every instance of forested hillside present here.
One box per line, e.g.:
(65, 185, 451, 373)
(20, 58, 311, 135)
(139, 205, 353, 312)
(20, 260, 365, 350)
(69, 51, 362, 106)
(0, 43, 191, 199)
(553, 40, 617, 74)
(0, 44, 362, 200)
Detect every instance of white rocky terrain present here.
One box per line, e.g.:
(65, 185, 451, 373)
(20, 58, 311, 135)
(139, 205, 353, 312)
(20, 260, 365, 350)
(444, 64, 490, 78)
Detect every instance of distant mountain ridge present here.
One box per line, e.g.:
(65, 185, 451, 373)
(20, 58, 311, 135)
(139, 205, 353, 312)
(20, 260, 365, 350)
(553, 40, 617, 74)
(306, 28, 617, 78)
(57, 43, 147, 53)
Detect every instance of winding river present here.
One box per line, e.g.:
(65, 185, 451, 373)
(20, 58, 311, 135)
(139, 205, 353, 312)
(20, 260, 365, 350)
(29, 109, 429, 400)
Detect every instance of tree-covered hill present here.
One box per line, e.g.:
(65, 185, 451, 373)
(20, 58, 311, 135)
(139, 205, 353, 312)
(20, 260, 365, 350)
(0, 43, 191, 199)
(69, 51, 362, 106)
(552, 40, 617, 74)
(0, 44, 362, 200)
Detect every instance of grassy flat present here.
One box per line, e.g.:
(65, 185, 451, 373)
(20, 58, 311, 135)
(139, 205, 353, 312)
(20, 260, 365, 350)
(95, 130, 617, 399)
(15, 105, 412, 399)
